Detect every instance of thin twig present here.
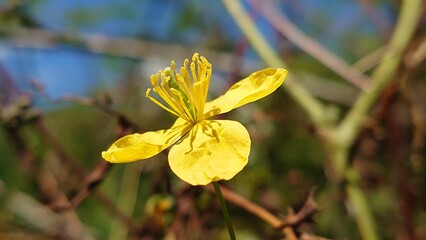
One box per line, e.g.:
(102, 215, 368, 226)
(1, 106, 139, 234)
(404, 38, 426, 69)
(203, 184, 281, 227)
(337, 0, 423, 148)
(69, 161, 112, 208)
(32, 116, 87, 178)
(37, 165, 94, 239)
(28, 115, 139, 232)
(221, 0, 328, 127)
(203, 184, 319, 238)
(31, 94, 141, 210)
(249, 0, 371, 90)
(352, 45, 388, 73)
(276, 189, 318, 229)
(60, 95, 142, 132)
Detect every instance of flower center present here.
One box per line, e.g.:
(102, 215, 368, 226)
(146, 53, 212, 122)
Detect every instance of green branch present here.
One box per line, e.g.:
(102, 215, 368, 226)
(337, 0, 423, 145)
(337, 1, 422, 239)
(346, 183, 378, 240)
(222, 1, 422, 240)
(221, 0, 328, 126)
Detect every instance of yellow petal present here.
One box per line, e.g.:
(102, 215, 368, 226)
(102, 118, 193, 163)
(204, 68, 287, 118)
(168, 120, 250, 185)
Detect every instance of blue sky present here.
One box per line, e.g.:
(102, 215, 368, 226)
(0, 0, 391, 106)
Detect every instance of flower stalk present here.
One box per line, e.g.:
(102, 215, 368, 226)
(213, 182, 236, 240)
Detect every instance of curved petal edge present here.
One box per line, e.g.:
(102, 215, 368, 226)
(204, 68, 288, 118)
(102, 119, 193, 163)
(168, 120, 251, 185)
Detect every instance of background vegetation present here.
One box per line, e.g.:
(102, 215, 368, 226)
(1, 0, 425, 239)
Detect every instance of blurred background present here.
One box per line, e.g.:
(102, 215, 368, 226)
(0, 0, 425, 239)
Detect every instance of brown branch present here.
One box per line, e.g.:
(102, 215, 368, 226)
(28, 92, 142, 210)
(1, 105, 139, 235)
(2, 121, 35, 173)
(203, 184, 319, 238)
(37, 165, 94, 239)
(397, 41, 426, 240)
(35, 117, 141, 232)
(405, 38, 426, 69)
(69, 161, 112, 208)
(249, 0, 371, 90)
(203, 184, 281, 227)
(48, 165, 141, 234)
(32, 116, 87, 178)
(2, 108, 139, 233)
(60, 95, 143, 132)
(41, 95, 148, 236)
(276, 188, 318, 229)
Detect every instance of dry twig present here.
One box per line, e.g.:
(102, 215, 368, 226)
(203, 184, 319, 238)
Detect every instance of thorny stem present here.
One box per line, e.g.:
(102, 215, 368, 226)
(213, 182, 236, 240)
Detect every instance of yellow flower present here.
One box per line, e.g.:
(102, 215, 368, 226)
(102, 53, 287, 185)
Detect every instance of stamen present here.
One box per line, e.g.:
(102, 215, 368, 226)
(151, 73, 190, 120)
(146, 53, 212, 122)
(156, 83, 188, 119)
(146, 89, 182, 119)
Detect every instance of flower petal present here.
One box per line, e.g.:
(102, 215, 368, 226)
(102, 118, 193, 163)
(204, 68, 287, 118)
(168, 120, 250, 185)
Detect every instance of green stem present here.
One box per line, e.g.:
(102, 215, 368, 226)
(337, 2, 422, 236)
(213, 182, 236, 240)
(346, 180, 379, 240)
(221, 0, 327, 127)
(337, 0, 423, 145)
(223, 1, 422, 240)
